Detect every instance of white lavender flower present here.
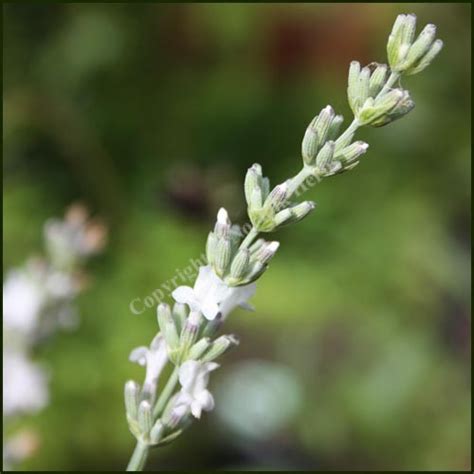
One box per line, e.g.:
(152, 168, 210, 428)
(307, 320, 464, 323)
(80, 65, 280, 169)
(3, 351, 49, 416)
(3, 269, 44, 336)
(172, 265, 256, 321)
(129, 334, 168, 400)
(173, 360, 219, 419)
(44, 203, 107, 269)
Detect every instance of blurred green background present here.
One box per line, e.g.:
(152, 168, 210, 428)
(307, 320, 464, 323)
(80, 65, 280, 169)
(3, 2, 471, 471)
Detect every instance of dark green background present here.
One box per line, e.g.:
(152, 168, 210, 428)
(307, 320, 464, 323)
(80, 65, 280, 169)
(3, 3, 471, 471)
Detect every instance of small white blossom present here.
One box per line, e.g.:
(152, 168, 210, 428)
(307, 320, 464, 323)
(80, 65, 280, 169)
(3, 351, 49, 416)
(44, 204, 107, 268)
(174, 360, 219, 419)
(3, 269, 44, 336)
(129, 334, 168, 397)
(172, 265, 256, 321)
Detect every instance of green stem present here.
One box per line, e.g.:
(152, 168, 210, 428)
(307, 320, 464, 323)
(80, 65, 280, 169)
(153, 367, 180, 419)
(126, 441, 149, 472)
(377, 71, 400, 97)
(337, 118, 360, 146)
(239, 226, 259, 249)
(286, 166, 313, 196)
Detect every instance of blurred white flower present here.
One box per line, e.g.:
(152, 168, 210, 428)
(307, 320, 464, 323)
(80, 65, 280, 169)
(129, 334, 168, 398)
(44, 270, 78, 299)
(44, 203, 107, 268)
(174, 360, 219, 418)
(3, 429, 40, 469)
(3, 269, 44, 335)
(172, 265, 256, 321)
(215, 360, 302, 441)
(3, 351, 49, 416)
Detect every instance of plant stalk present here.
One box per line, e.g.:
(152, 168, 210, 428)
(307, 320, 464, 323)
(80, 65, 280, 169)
(153, 366, 180, 418)
(126, 441, 149, 472)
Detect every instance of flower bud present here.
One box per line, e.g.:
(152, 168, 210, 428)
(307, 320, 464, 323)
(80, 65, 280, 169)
(246, 261, 266, 282)
(336, 141, 369, 164)
(316, 140, 335, 169)
(348, 61, 361, 112)
(264, 183, 289, 213)
(406, 39, 443, 75)
(163, 403, 188, 430)
(319, 160, 344, 178)
(188, 337, 211, 359)
(254, 241, 279, 265)
(311, 105, 335, 146)
(138, 400, 153, 435)
(205, 231, 218, 266)
(404, 24, 437, 68)
(334, 128, 355, 154)
(250, 187, 263, 209)
(179, 311, 202, 360)
(273, 208, 293, 227)
(230, 248, 250, 279)
(357, 67, 371, 107)
(214, 208, 231, 238)
(368, 64, 388, 97)
(387, 14, 442, 75)
(301, 126, 319, 165)
(358, 89, 406, 126)
(157, 303, 179, 352)
(290, 201, 316, 222)
(249, 238, 265, 253)
(327, 114, 344, 140)
(202, 335, 239, 362)
(244, 164, 263, 206)
(387, 14, 417, 68)
(172, 302, 188, 333)
(214, 237, 231, 277)
(149, 420, 165, 445)
(124, 380, 140, 421)
(371, 90, 414, 127)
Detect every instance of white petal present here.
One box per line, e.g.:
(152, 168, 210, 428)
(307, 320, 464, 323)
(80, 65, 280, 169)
(145, 337, 168, 386)
(178, 360, 200, 390)
(174, 391, 193, 408)
(239, 301, 255, 311)
(218, 282, 256, 319)
(193, 265, 218, 298)
(194, 362, 219, 393)
(172, 286, 197, 307)
(217, 208, 229, 225)
(150, 334, 165, 352)
(129, 347, 149, 366)
(200, 298, 220, 321)
(190, 400, 202, 419)
(196, 390, 215, 412)
(204, 362, 220, 373)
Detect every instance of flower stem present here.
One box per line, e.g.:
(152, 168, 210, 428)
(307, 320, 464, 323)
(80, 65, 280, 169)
(153, 366, 180, 419)
(337, 118, 360, 146)
(239, 227, 259, 249)
(126, 441, 149, 472)
(377, 71, 401, 97)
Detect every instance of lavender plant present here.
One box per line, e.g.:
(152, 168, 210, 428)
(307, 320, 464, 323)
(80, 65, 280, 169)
(124, 14, 443, 471)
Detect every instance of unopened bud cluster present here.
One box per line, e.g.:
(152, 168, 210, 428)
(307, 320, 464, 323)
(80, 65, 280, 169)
(206, 207, 282, 285)
(387, 14, 443, 75)
(301, 105, 370, 177)
(347, 61, 415, 127)
(243, 165, 316, 233)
